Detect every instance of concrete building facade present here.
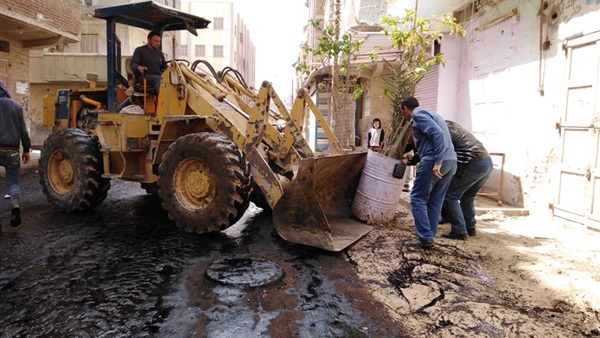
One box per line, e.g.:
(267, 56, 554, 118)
(178, 0, 255, 89)
(0, 0, 80, 141)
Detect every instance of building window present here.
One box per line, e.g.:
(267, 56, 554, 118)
(239, 32, 243, 43)
(433, 39, 441, 56)
(213, 45, 223, 58)
(234, 51, 236, 62)
(0, 40, 9, 53)
(178, 44, 187, 57)
(195, 45, 205, 57)
(363, 91, 371, 117)
(80, 34, 98, 53)
(213, 18, 224, 30)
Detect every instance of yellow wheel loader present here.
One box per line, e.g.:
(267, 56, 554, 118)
(39, 1, 372, 251)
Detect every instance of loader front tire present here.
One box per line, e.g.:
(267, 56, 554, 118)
(39, 128, 110, 211)
(158, 132, 252, 233)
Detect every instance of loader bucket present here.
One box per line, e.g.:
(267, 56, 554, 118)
(272, 151, 373, 252)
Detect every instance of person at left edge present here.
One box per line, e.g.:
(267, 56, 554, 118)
(0, 80, 31, 228)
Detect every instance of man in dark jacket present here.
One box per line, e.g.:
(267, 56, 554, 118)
(441, 120, 493, 239)
(0, 80, 31, 228)
(130, 31, 167, 93)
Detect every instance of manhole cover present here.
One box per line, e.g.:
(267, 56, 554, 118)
(205, 257, 284, 288)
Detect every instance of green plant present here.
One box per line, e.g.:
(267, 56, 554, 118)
(377, 9, 465, 158)
(294, 18, 365, 147)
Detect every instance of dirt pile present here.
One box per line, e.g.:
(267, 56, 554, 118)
(347, 202, 600, 337)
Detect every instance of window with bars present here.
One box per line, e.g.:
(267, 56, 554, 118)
(213, 18, 224, 30)
(213, 45, 223, 58)
(80, 34, 98, 53)
(178, 44, 188, 57)
(0, 40, 9, 53)
(195, 45, 205, 57)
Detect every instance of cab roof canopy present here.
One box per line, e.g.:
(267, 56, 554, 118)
(94, 1, 211, 111)
(93, 0, 211, 35)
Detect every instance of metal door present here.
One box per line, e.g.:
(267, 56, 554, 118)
(554, 32, 600, 229)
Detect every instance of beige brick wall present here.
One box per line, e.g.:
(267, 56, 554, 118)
(0, 0, 80, 36)
(0, 39, 30, 124)
(0, 0, 82, 147)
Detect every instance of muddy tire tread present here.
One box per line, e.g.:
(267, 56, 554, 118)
(158, 132, 252, 233)
(39, 128, 110, 211)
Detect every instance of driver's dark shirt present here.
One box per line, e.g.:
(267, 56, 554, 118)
(130, 45, 166, 78)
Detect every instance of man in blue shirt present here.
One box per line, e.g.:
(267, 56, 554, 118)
(401, 97, 457, 248)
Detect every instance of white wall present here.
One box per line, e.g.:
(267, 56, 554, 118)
(387, 0, 472, 21)
(352, 0, 600, 210)
(453, 1, 546, 207)
(451, 0, 600, 210)
(436, 35, 462, 122)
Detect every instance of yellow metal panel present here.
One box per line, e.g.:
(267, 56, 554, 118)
(96, 121, 122, 152)
(42, 94, 56, 127)
(69, 100, 82, 128)
(98, 113, 151, 142)
(156, 62, 187, 118)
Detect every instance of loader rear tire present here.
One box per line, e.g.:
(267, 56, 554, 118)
(158, 132, 252, 233)
(39, 128, 110, 211)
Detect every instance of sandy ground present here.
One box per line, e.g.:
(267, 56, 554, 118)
(346, 199, 600, 337)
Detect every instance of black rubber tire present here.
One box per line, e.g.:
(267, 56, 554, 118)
(140, 182, 159, 197)
(39, 128, 110, 211)
(158, 132, 252, 233)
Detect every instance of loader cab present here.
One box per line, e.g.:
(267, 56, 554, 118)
(93, 1, 211, 112)
(42, 1, 211, 131)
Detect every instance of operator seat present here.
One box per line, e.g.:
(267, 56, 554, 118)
(124, 56, 158, 95)
(122, 57, 157, 113)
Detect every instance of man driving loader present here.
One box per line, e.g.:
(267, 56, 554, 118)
(130, 31, 166, 93)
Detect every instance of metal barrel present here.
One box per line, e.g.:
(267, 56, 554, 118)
(351, 149, 404, 223)
(272, 151, 373, 252)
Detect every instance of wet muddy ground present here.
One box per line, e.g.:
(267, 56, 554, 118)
(347, 207, 600, 337)
(0, 170, 402, 337)
(2, 168, 600, 337)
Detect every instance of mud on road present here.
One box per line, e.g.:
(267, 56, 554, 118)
(0, 170, 400, 337)
(1, 169, 599, 337)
